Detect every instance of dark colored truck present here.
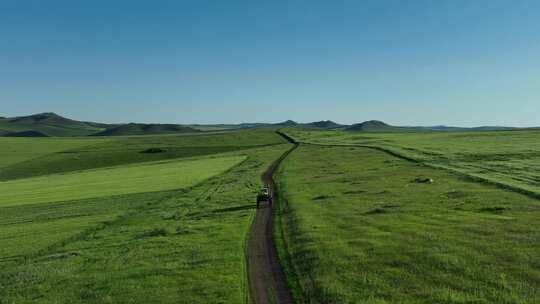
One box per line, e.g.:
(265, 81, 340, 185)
(256, 187, 272, 208)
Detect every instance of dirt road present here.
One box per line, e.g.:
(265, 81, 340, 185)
(247, 134, 297, 304)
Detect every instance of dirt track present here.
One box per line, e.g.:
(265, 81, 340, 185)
(247, 133, 297, 304)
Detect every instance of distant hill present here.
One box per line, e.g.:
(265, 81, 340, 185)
(415, 125, 518, 132)
(1, 112, 533, 137)
(344, 121, 526, 133)
(188, 121, 300, 131)
(345, 120, 398, 132)
(92, 123, 199, 136)
(4, 130, 49, 137)
(273, 120, 298, 127)
(302, 120, 343, 129)
(0, 112, 106, 136)
(189, 120, 532, 132)
(188, 120, 345, 131)
(0, 113, 201, 137)
(468, 126, 517, 131)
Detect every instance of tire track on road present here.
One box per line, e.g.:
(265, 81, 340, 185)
(247, 132, 297, 304)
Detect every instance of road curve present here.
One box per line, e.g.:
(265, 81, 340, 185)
(247, 132, 297, 304)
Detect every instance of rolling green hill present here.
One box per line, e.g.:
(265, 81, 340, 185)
(302, 120, 343, 129)
(0, 113, 105, 136)
(345, 120, 398, 131)
(92, 123, 199, 136)
(0, 113, 202, 137)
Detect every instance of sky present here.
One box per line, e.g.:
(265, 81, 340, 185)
(1, 0, 539, 126)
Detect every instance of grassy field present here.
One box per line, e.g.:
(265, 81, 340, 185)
(276, 144, 540, 303)
(0, 128, 291, 303)
(285, 129, 540, 196)
(0, 155, 245, 207)
(0, 129, 286, 180)
(4, 125, 540, 303)
(0, 137, 110, 169)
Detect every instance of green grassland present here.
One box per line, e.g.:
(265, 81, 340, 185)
(0, 137, 111, 169)
(0, 155, 245, 207)
(285, 129, 540, 196)
(0, 129, 286, 180)
(0, 127, 291, 303)
(276, 144, 540, 303)
(4, 123, 540, 303)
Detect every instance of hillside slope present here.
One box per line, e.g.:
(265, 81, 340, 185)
(0, 113, 105, 136)
(92, 123, 199, 136)
(302, 120, 343, 129)
(345, 120, 399, 132)
(4, 130, 49, 137)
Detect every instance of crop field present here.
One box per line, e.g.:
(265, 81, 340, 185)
(285, 129, 540, 196)
(276, 144, 540, 303)
(0, 129, 291, 303)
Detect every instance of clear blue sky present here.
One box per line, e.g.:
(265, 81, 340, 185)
(1, 0, 539, 126)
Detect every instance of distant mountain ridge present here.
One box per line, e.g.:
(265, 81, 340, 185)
(0, 113, 199, 137)
(0, 112, 534, 137)
(344, 121, 529, 132)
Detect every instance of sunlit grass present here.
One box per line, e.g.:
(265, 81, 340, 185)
(0, 128, 286, 181)
(0, 155, 245, 207)
(285, 128, 540, 195)
(276, 144, 540, 303)
(0, 142, 291, 303)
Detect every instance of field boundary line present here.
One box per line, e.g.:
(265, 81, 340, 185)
(297, 140, 540, 200)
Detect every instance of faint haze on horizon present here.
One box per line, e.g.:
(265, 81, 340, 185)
(1, 0, 539, 127)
